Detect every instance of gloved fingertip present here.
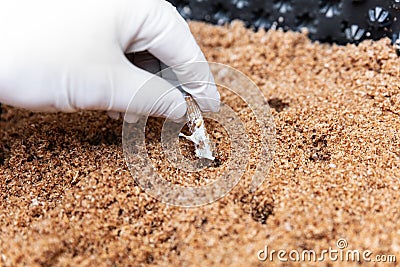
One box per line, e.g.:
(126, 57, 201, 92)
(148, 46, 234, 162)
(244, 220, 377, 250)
(186, 84, 221, 113)
(124, 113, 140, 124)
(169, 114, 187, 124)
(165, 101, 187, 123)
(203, 88, 221, 113)
(206, 103, 221, 113)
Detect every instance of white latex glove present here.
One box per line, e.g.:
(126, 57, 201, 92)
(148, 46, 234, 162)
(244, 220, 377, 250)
(0, 0, 220, 122)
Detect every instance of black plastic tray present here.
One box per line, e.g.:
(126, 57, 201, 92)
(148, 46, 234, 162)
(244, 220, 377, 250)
(168, 0, 400, 53)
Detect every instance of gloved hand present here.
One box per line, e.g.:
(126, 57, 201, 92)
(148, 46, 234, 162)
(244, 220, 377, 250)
(0, 0, 220, 122)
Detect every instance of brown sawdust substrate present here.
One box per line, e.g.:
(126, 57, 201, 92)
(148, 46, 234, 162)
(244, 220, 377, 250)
(1, 21, 399, 266)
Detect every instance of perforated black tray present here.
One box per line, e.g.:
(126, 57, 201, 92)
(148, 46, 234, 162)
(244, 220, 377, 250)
(168, 0, 400, 53)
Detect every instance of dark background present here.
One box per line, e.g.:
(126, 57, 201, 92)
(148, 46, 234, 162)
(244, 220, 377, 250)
(168, 0, 400, 46)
